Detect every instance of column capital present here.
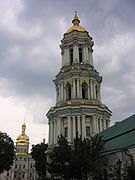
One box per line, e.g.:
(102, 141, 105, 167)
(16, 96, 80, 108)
(82, 114, 86, 118)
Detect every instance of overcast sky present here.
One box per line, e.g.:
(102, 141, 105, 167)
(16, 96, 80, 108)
(0, 0, 135, 148)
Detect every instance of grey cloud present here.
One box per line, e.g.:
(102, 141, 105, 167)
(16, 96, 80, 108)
(0, 0, 135, 124)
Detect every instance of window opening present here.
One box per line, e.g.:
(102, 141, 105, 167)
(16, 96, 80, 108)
(86, 126, 90, 137)
(70, 48, 73, 65)
(66, 83, 71, 100)
(64, 127, 68, 138)
(82, 82, 88, 99)
(79, 47, 82, 63)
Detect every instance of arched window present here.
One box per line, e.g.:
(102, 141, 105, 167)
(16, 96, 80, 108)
(79, 47, 83, 63)
(86, 126, 90, 137)
(64, 127, 68, 137)
(82, 82, 88, 99)
(70, 47, 73, 65)
(66, 83, 71, 100)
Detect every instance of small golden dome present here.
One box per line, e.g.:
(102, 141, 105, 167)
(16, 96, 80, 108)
(16, 122, 29, 146)
(66, 13, 86, 33)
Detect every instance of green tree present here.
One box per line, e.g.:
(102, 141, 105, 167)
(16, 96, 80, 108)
(31, 143, 48, 178)
(0, 131, 15, 173)
(48, 135, 72, 179)
(71, 135, 107, 180)
(125, 166, 135, 180)
(48, 134, 107, 180)
(88, 135, 107, 180)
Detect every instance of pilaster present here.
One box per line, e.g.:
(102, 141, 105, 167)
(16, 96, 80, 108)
(50, 121, 53, 145)
(99, 117, 103, 132)
(93, 116, 97, 134)
(73, 78, 76, 98)
(57, 118, 61, 139)
(90, 81, 93, 99)
(103, 119, 107, 130)
(54, 121, 56, 144)
(72, 116, 76, 139)
(82, 115, 86, 139)
(77, 116, 81, 136)
(67, 116, 71, 142)
(73, 43, 79, 63)
(77, 79, 80, 98)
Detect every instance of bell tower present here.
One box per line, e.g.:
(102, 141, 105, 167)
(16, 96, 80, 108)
(47, 13, 111, 146)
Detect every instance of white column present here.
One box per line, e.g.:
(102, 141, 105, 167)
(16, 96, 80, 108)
(96, 117, 99, 133)
(57, 118, 61, 138)
(82, 115, 86, 139)
(64, 85, 66, 100)
(77, 79, 80, 98)
(90, 49, 94, 66)
(72, 116, 76, 139)
(80, 83, 82, 98)
(73, 45, 79, 63)
(99, 118, 103, 132)
(65, 47, 70, 65)
(106, 119, 110, 128)
(48, 122, 51, 145)
(54, 121, 56, 144)
(93, 116, 97, 134)
(93, 82, 96, 99)
(73, 79, 76, 98)
(83, 45, 87, 63)
(102, 119, 104, 130)
(77, 116, 81, 136)
(88, 83, 90, 99)
(99, 85, 101, 102)
(67, 116, 71, 143)
(50, 121, 53, 145)
(58, 84, 61, 101)
(61, 81, 64, 100)
(61, 48, 64, 67)
(90, 81, 93, 99)
(85, 46, 89, 63)
(103, 119, 107, 130)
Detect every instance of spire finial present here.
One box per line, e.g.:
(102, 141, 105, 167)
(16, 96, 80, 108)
(74, 10, 78, 16)
(22, 120, 26, 135)
(72, 10, 80, 26)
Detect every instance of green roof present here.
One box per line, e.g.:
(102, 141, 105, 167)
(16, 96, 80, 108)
(100, 114, 135, 155)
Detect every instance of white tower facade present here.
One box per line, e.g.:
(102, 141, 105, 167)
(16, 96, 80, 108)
(47, 14, 111, 146)
(0, 123, 38, 180)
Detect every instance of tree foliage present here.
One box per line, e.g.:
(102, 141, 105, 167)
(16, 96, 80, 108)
(47, 135, 72, 179)
(0, 131, 15, 173)
(123, 165, 135, 180)
(31, 143, 48, 178)
(48, 134, 107, 180)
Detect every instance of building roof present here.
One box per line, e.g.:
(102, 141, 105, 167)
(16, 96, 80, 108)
(100, 114, 135, 155)
(16, 122, 29, 146)
(66, 13, 86, 34)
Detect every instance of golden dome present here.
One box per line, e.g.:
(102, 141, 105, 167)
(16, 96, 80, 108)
(66, 13, 86, 33)
(16, 122, 29, 146)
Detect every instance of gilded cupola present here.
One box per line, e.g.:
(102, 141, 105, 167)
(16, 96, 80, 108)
(16, 122, 29, 146)
(66, 13, 86, 33)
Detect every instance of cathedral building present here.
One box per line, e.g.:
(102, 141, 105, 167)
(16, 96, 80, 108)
(0, 123, 38, 180)
(47, 13, 112, 146)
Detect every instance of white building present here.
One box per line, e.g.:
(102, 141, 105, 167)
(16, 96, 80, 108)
(0, 123, 38, 180)
(47, 13, 112, 146)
